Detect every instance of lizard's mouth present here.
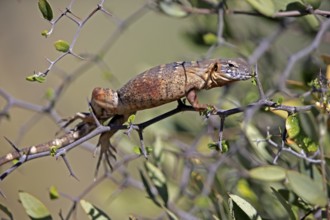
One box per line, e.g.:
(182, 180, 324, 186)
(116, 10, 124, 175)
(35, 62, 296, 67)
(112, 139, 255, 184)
(220, 68, 253, 81)
(210, 65, 252, 87)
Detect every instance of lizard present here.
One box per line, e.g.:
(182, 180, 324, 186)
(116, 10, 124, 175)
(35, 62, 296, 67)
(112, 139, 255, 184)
(89, 58, 252, 170)
(0, 58, 252, 176)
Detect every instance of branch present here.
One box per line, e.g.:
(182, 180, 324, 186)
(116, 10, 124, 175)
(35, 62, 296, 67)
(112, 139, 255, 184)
(0, 95, 316, 182)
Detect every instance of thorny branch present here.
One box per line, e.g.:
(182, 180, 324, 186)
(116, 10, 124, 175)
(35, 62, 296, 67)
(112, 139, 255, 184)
(35, 0, 112, 78)
(0, 96, 317, 181)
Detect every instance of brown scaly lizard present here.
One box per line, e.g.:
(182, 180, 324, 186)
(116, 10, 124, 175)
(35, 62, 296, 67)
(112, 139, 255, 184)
(0, 58, 252, 177)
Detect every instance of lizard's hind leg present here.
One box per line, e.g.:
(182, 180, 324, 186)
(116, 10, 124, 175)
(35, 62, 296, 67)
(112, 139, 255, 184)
(94, 115, 128, 176)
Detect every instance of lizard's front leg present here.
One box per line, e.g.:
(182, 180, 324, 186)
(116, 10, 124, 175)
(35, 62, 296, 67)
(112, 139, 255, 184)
(186, 89, 217, 114)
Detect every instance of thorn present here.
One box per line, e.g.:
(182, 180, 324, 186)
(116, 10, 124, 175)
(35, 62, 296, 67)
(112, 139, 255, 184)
(139, 138, 148, 159)
(124, 123, 134, 137)
(61, 155, 79, 181)
(71, 51, 85, 60)
(87, 100, 101, 127)
(3, 136, 20, 153)
(0, 171, 8, 182)
(100, 7, 112, 17)
(217, 141, 223, 152)
(0, 189, 6, 198)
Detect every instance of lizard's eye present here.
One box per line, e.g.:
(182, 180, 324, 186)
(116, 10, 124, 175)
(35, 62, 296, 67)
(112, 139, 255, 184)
(228, 61, 237, 68)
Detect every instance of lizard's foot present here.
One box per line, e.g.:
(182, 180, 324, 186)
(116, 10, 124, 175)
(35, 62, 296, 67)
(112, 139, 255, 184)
(59, 112, 93, 128)
(56, 112, 94, 136)
(200, 105, 218, 117)
(95, 132, 117, 177)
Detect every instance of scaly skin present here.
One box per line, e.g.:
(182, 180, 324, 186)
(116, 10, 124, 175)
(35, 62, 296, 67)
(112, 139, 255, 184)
(0, 58, 252, 171)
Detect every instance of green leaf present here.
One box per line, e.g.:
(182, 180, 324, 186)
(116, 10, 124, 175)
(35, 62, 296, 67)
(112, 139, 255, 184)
(276, 96, 284, 105)
(26, 75, 46, 83)
(236, 180, 258, 202)
(303, 14, 320, 31)
(244, 123, 273, 161)
(80, 200, 111, 220)
(207, 142, 219, 151)
(251, 78, 257, 86)
(19, 191, 52, 220)
(301, 136, 318, 152)
(286, 170, 327, 207)
(41, 30, 49, 37)
(139, 169, 162, 207)
(286, 114, 301, 138)
(164, 208, 179, 220)
(285, 1, 306, 11)
(286, 114, 318, 152)
(132, 146, 141, 155)
(49, 146, 58, 157)
(153, 136, 163, 162)
(132, 146, 152, 155)
(123, 114, 136, 125)
(202, 33, 217, 46)
(245, 0, 275, 17)
(208, 141, 229, 153)
(49, 186, 59, 200)
(271, 187, 296, 220)
(145, 161, 168, 206)
(38, 0, 53, 21)
(0, 203, 13, 220)
(54, 40, 70, 53)
(145, 161, 166, 187)
(249, 165, 286, 181)
(229, 194, 262, 220)
(158, 0, 191, 18)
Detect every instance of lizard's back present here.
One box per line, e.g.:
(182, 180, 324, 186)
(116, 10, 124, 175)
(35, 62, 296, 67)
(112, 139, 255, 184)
(117, 62, 193, 113)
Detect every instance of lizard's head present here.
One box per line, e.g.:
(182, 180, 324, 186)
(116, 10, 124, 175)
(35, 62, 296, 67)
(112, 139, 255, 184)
(209, 58, 253, 87)
(91, 87, 119, 120)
